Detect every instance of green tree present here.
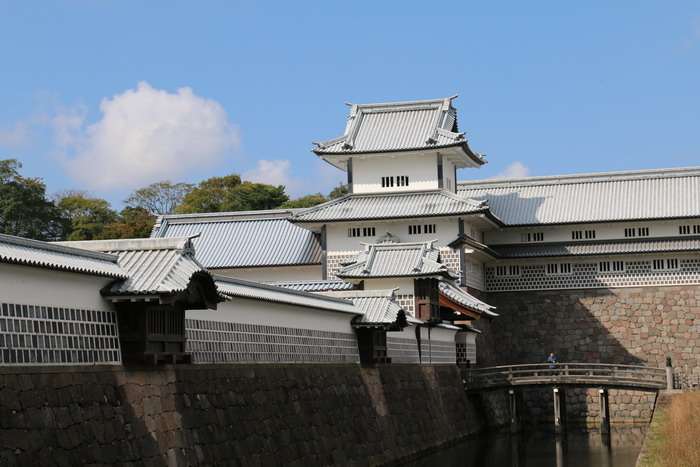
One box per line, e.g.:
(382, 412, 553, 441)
(56, 194, 118, 241)
(124, 180, 194, 215)
(0, 159, 67, 240)
(176, 174, 289, 213)
(328, 182, 349, 199)
(96, 207, 156, 239)
(278, 193, 328, 209)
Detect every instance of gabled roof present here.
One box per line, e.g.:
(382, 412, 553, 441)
(214, 276, 360, 315)
(458, 167, 700, 226)
(319, 289, 421, 326)
(312, 97, 485, 169)
(335, 240, 460, 279)
(438, 282, 498, 318)
(55, 237, 222, 301)
(0, 233, 126, 278)
(151, 210, 321, 268)
(292, 190, 496, 224)
(490, 237, 700, 259)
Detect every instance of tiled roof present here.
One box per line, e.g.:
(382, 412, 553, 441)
(438, 282, 498, 317)
(490, 237, 700, 259)
(214, 276, 360, 315)
(264, 280, 357, 292)
(55, 237, 218, 297)
(152, 210, 321, 268)
(319, 290, 421, 325)
(0, 233, 125, 278)
(312, 97, 485, 168)
(336, 240, 460, 279)
(292, 190, 491, 223)
(458, 167, 700, 225)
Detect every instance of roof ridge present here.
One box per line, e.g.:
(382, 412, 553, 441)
(0, 233, 119, 263)
(459, 166, 700, 189)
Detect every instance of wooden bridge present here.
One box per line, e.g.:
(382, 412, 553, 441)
(461, 362, 673, 434)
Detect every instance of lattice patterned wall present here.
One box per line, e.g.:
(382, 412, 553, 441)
(326, 252, 359, 280)
(387, 336, 420, 363)
(0, 302, 121, 365)
(456, 342, 476, 364)
(485, 258, 700, 292)
(186, 319, 360, 364)
(395, 294, 414, 314)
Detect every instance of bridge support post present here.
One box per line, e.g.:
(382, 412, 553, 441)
(599, 388, 610, 435)
(553, 387, 566, 434)
(508, 389, 524, 434)
(665, 356, 674, 390)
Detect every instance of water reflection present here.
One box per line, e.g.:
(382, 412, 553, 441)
(402, 426, 646, 467)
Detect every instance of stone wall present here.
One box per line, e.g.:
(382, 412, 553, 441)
(476, 285, 700, 424)
(0, 364, 508, 466)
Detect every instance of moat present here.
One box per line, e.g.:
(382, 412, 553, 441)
(403, 425, 647, 467)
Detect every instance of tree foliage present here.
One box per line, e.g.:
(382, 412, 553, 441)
(97, 207, 156, 240)
(0, 159, 67, 241)
(328, 182, 349, 199)
(278, 193, 328, 209)
(176, 174, 289, 213)
(124, 180, 194, 215)
(56, 194, 118, 241)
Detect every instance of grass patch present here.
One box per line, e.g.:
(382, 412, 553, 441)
(641, 392, 700, 467)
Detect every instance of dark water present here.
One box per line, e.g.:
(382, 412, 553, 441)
(402, 426, 647, 467)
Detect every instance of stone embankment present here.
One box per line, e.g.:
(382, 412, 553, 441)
(0, 364, 508, 466)
(479, 286, 700, 424)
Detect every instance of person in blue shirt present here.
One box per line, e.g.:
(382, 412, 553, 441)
(548, 352, 558, 374)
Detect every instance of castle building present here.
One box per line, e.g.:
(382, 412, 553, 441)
(153, 96, 700, 376)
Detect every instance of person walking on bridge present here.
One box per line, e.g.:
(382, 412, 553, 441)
(548, 352, 558, 375)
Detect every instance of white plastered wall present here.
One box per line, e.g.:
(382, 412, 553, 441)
(0, 263, 114, 311)
(351, 153, 440, 193)
(188, 296, 356, 334)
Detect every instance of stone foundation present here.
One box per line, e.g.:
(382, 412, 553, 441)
(477, 285, 700, 424)
(0, 364, 508, 466)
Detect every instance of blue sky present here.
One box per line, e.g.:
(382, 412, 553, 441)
(1, 1, 699, 208)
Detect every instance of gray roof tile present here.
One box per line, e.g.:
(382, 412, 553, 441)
(312, 97, 485, 167)
(336, 241, 460, 279)
(152, 211, 321, 268)
(458, 167, 700, 225)
(491, 237, 700, 259)
(438, 282, 497, 317)
(0, 233, 125, 278)
(293, 190, 490, 223)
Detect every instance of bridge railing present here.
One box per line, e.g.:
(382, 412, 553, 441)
(462, 363, 667, 391)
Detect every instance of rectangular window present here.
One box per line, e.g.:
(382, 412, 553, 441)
(508, 265, 521, 276)
(348, 227, 375, 237)
(652, 259, 664, 270)
(599, 261, 611, 272)
(624, 228, 636, 238)
(382, 175, 409, 188)
(408, 224, 436, 235)
(638, 227, 649, 237)
(495, 266, 507, 276)
(667, 258, 679, 270)
(547, 263, 572, 275)
(694, 225, 700, 234)
(572, 230, 582, 240)
(680, 225, 691, 235)
(612, 261, 625, 272)
(585, 230, 596, 239)
(522, 232, 544, 242)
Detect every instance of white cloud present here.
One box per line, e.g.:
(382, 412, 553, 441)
(0, 122, 30, 147)
(56, 81, 240, 190)
(491, 161, 531, 179)
(243, 158, 346, 198)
